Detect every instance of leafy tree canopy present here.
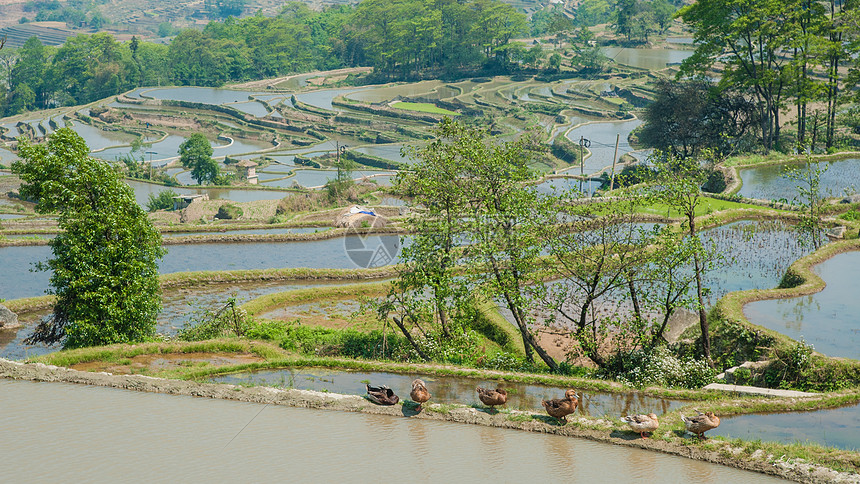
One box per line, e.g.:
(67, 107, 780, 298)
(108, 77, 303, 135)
(13, 128, 165, 348)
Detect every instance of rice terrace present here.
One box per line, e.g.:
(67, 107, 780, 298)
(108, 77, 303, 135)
(0, 0, 859, 481)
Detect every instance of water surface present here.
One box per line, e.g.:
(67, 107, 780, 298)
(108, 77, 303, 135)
(212, 367, 688, 417)
(0, 379, 787, 483)
(0, 236, 403, 300)
(737, 158, 860, 201)
(744, 251, 860, 358)
(712, 403, 860, 451)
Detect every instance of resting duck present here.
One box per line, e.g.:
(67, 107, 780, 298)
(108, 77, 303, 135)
(541, 389, 579, 423)
(410, 379, 431, 410)
(476, 387, 508, 409)
(620, 413, 659, 438)
(366, 383, 399, 405)
(681, 411, 720, 439)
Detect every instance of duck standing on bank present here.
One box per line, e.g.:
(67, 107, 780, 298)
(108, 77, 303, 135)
(681, 411, 721, 439)
(541, 389, 579, 424)
(476, 387, 508, 410)
(366, 383, 399, 405)
(620, 413, 659, 438)
(410, 379, 431, 411)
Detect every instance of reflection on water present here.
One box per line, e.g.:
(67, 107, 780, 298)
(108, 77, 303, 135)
(0, 236, 404, 300)
(140, 87, 267, 104)
(601, 47, 694, 70)
(211, 367, 688, 417)
(701, 220, 819, 302)
(737, 158, 860, 201)
(0, 380, 786, 482)
(712, 403, 860, 451)
(744, 251, 860, 359)
(566, 119, 642, 175)
(124, 179, 289, 207)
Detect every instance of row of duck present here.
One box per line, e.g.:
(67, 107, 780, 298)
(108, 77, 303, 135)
(366, 380, 721, 439)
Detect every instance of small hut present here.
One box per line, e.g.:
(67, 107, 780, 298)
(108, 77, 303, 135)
(236, 159, 259, 185)
(172, 194, 208, 211)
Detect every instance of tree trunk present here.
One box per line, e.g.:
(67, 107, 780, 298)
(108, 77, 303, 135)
(688, 212, 712, 364)
(392, 316, 430, 361)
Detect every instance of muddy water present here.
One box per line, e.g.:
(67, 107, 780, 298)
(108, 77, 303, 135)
(212, 367, 688, 417)
(712, 403, 860, 451)
(744, 251, 860, 359)
(0, 236, 404, 300)
(0, 379, 787, 482)
(124, 179, 289, 206)
(737, 158, 860, 201)
(140, 87, 268, 104)
(601, 47, 694, 70)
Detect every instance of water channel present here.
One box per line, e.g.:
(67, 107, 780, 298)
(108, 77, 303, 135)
(0, 379, 788, 483)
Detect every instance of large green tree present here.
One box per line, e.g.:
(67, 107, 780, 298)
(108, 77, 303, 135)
(13, 128, 165, 348)
(678, 0, 795, 151)
(179, 133, 219, 185)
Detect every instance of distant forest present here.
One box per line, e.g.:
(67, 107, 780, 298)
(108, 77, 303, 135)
(0, 0, 596, 117)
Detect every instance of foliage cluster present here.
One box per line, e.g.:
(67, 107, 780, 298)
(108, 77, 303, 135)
(12, 128, 165, 349)
(146, 189, 178, 212)
(214, 204, 243, 220)
(601, 346, 717, 389)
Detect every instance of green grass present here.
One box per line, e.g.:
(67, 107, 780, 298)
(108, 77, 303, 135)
(637, 198, 767, 218)
(391, 102, 460, 116)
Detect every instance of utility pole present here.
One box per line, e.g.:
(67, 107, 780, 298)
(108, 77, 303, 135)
(578, 136, 590, 194)
(609, 133, 620, 192)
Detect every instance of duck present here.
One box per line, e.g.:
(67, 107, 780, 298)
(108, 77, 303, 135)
(620, 413, 659, 438)
(681, 411, 721, 439)
(366, 383, 399, 406)
(476, 387, 508, 409)
(410, 379, 431, 410)
(541, 389, 579, 423)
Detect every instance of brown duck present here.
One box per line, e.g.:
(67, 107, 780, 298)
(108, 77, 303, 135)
(541, 389, 579, 423)
(681, 411, 720, 439)
(476, 387, 508, 409)
(410, 379, 431, 410)
(366, 383, 399, 405)
(620, 413, 659, 438)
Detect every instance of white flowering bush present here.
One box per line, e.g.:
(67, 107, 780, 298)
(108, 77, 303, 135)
(416, 329, 482, 365)
(610, 347, 717, 389)
(476, 351, 533, 372)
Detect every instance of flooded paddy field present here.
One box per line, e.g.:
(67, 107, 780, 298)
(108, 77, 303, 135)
(701, 220, 820, 302)
(737, 158, 860, 201)
(0, 379, 787, 483)
(744, 251, 860, 359)
(211, 367, 689, 417)
(0, 280, 368, 360)
(712, 402, 860, 451)
(0, 235, 404, 300)
(124, 179, 290, 206)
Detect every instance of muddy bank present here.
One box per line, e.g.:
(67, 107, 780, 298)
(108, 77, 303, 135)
(0, 358, 853, 483)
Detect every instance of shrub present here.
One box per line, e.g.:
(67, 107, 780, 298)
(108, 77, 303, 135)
(476, 351, 536, 373)
(146, 189, 178, 212)
(838, 209, 860, 221)
(177, 299, 249, 341)
(215, 204, 243, 220)
(605, 347, 717, 389)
